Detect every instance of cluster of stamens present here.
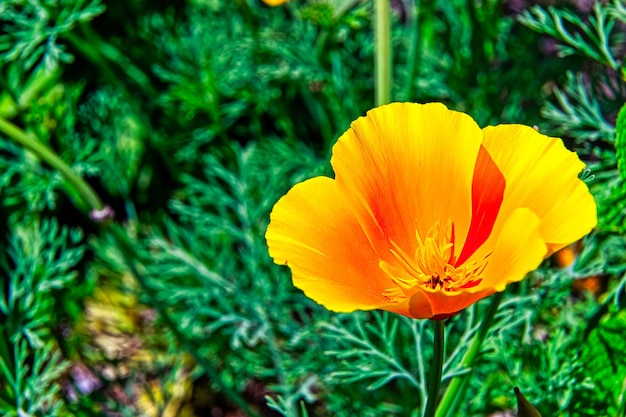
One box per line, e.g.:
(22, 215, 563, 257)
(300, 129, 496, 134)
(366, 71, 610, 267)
(381, 221, 490, 301)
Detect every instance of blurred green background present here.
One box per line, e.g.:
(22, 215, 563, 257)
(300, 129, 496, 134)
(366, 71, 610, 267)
(0, 0, 625, 416)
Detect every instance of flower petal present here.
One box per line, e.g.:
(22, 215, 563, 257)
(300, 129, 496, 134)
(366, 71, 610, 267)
(266, 177, 393, 312)
(482, 125, 597, 252)
(388, 275, 497, 319)
(407, 287, 493, 319)
(475, 208, 547, 292)
(330, 102, 483, 260)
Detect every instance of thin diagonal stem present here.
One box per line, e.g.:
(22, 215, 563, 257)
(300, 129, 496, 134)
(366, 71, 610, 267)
(0, 117, 103, 212)
(424, 319, 445, 417)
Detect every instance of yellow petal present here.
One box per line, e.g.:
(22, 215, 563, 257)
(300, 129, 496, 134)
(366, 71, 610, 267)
(482, 125, 597, 252)
(475, 208, 547, 292)
(330, 102, 483, 261)
(266, 177, 394, 312)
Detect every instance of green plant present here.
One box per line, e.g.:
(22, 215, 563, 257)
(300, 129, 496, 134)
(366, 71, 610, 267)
(0, 0, 625, 415)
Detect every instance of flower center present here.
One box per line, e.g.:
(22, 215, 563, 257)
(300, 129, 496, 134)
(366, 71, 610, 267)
(381, 221, 490, 300)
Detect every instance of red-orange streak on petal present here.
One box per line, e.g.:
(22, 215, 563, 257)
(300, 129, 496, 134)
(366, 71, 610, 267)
(455, 146, 505, 266)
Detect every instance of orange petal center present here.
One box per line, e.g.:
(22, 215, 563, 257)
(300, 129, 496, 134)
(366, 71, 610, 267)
(380, 221, 491, 301)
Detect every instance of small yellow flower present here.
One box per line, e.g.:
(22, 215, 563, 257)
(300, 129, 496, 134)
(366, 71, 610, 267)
(266, 102, 597, 319)
(262, 0, 290, 6)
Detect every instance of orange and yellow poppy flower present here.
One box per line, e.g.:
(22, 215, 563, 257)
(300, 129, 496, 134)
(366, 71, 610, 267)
(266, 102, 597, 319)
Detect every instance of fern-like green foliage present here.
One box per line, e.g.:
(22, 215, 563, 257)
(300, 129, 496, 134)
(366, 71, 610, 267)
(0, 0, 105, 71)
(84, 140, 328, 415)
(519, 1, 623, 69)
(577, 309, 626, 415)
(541, 71, 616, 145)
(0, 219, 84, 416)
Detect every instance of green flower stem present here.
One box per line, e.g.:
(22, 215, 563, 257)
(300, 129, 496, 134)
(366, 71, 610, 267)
(0, 117, 103, 212)
(424, 319, 445, 417)
(434, 291, 505, 417)
(375, 0, 392, 106)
